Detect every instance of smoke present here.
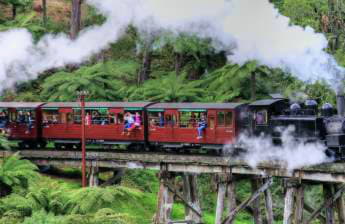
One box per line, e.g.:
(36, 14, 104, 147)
(0, 0, 344, 92)
(224, 126, 333, 170)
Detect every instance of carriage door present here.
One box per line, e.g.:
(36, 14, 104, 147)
(216, 110, 234, 144)
(206, 110, 216, 141)
(164, 110, 177, 142)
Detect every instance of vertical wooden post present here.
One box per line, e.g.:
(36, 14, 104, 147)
(155, 172, 175, 224)
(251, 178, 263, 224)
(294, 184, 304, 224)
(88, 166, 99, 187)
(335, 184, 345, 224)
(264, 185, 274, 224)
(283, 183, 295, 224)
(324, 183, 335, 224)
(225, 178, 236, 224)
(215, 175, 227, 224)
(183, 174, 202, 222)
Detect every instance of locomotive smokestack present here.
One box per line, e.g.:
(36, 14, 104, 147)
(337, 88, 345, 116)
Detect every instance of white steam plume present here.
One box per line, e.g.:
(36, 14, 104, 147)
(224, 126, 332, 170)
(0, 0, 344, 91)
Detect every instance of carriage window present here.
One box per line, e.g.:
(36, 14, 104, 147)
(225, 112, 233, 127)
(9, 111, 16, 122)
(217, 112, 225, 126)
(148, 112, 165, 127)
(255, 110, 268, 125)
(117, 113, 124, 124)
(179, 112, 197, 128)
(16, 110, 35, 124)
(43, 110, 60, 124)
(67, 113, 73, 124)
(123, 111, 143, 126)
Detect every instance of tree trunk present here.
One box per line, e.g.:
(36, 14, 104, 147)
(42, 0, 47, 26)
(138, 45, 152, 84)
(251, 73, 256, 101)
(70, 0, 82, 39)
(175, 53, 183, 75)
(12, 4, 17, 20)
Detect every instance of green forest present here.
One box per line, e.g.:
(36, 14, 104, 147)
(0, 0, 345, 223)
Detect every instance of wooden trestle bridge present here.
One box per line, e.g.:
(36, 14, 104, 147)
(1, 149, 345, 224)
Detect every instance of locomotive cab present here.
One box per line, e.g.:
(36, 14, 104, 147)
(249, 99, 288, 136)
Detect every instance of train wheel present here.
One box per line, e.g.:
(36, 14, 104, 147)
(18, 142, 24, 149)
(36, 141, 47, 149)
(55, 143, 63, 150)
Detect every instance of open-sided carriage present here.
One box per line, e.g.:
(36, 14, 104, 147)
(0, 102, 45, 148)
(41, 102, 153, 149)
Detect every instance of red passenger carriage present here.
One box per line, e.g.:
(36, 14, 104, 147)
(41, 102, 152, 149)
(0, 102, 45, 148)
(147, 103, 247, 151)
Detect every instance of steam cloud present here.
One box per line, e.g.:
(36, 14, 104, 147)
(224, 126, 332, 170)
(0, 0, 344, 91)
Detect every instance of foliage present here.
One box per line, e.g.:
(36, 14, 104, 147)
(140, 72, 203, 102)
(68, 186, 142, 214)
(280, 0, 328, 31)
(0, 154, 38, 197)
(41, 60, 139, 101)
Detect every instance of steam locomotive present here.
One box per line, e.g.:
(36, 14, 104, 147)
(0, 96, 345, 158)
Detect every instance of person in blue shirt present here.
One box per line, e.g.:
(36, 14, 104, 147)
(197, 114, 207, 139)
(158, 112, 164, 127)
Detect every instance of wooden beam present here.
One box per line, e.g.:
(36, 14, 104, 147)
(165, 182, 202, 218)
(88, 166, 99, 187)
(294, 184, 304, 224)
(264, 185, 274, 224)
(215, 180, 227, 224)
(182, 174, 202, 222)
(155, 172, 175, 224)
(251, 178, 263, 224)
(324, 183, 335, 224)
(304, 202, 326, 223)
(225, 179, 236, 224)
(283, 186, 295, 224)
(304, 184, 345, 224)
(335, 184, 345, 224)
(222, 177, 273, 224)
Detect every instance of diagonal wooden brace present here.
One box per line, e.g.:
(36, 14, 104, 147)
(222, 177, 273, 224)
(164, 182, 202, 218)
(304, 184, 345, 224)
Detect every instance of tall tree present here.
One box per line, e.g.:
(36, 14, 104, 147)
(70, 0, 82, 39)
(137, 39, 153, 84)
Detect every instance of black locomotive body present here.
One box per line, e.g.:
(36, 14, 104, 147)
(249, 97, 345, 159)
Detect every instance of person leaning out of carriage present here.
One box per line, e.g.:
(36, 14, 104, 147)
(197, 113, 207, 139)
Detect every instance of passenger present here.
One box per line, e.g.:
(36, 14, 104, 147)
(134, 112, 141, 127)
(52, 115, 58, 124)
(197, 114, 207, 139)
(122, 112, 134, 135)
(17, 111, 26, 124)
(158, 112, 164, 127)
(25, 112, 33, 134)
(43, 117, 49, 127)
(150, 118, 157, 128)
(0, 112, 7, 129)
(189, 112, 197, 127)
(85, 113, 91, 125)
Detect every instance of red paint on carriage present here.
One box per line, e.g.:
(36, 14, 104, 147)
(41, 102, 152, 144)
(147, 103, 247, 147)
(0, 102, 44, 141)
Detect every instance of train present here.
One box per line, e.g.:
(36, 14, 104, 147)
(0, 96, 345, 158)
